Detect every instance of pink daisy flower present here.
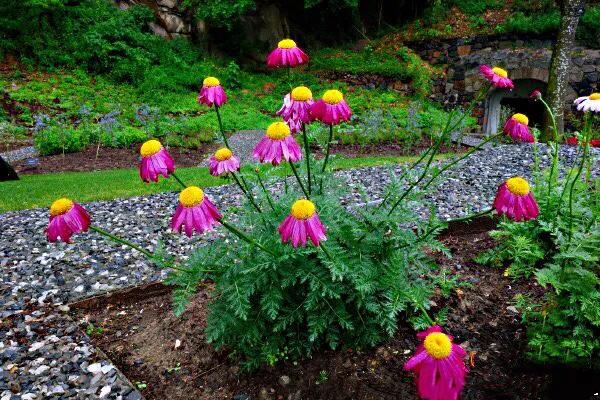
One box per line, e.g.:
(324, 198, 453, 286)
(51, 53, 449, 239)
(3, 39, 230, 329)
(493, 177, 539, 221)
(503, 113, 534, 143)
(139, 139, 175, 183)
(278, 199, 327, 247)
(311, 89, 352, 126)
(253, 121, 302, 166)
(404, 325, 468, 400)
(46, 198, 91, 243)
(198, 76, 227, 107)
(574, 93, 600, 113)
(171, 186, 222, 237)
(277, 86, 315, 133)
(479, 65, 514, 89)
(267, 39, 309, 68)
(208, 147, 240, 177)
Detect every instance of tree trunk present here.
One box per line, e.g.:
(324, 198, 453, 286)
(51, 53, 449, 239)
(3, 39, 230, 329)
(543, 0, 585, 141)
(0, 155, 19, 181)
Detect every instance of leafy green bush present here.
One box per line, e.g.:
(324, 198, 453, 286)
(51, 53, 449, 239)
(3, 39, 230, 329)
(103, 126, 148, 148)
(34, 125, 91, 155)
(495, 11, 560, 35)
(577, 5, 600, 48)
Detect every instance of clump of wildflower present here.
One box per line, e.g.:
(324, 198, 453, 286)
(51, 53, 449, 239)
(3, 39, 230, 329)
(267, 39, 309, 68)
(479, 65, 514, 89)
(503, 113, 534, 143)
(139, 139, 175, 183)
(311, 89, 352, 125)
(171, 186, 221, 237)
(198, 77, 228, 107)
(278, 199, 327, 247)
(493, 177, 539, 221)
(46, 198, 90, 243)
(253, 121, 302, 166)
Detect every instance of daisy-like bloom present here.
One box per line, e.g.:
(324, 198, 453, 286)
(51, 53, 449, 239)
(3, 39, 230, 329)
(266, 39, 309, 68)
(208, 147, 240, 177)
(310, 89, 352, 125)
(503, 113, 534, 143)
(139, 139, 175, 183)
(171, 186, 222, 237)
(277, 86, 315, 133)
(479, 65, 514, 89)
(46, 198, 91, 243)
(574, 93, 600, 113)
(253, 121, 302, 166)
(198, 76, 227, 107)
(278, 199, 327, 247)
(404, 326, 467, 400)
(493, 177, 539, 221)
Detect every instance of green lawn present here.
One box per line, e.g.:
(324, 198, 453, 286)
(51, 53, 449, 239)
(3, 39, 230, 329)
(0, 154, 455, 213)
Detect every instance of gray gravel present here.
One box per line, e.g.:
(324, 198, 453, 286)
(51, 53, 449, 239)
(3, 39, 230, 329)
(0, 146, 38, 163)
(1, 142, 597, 399)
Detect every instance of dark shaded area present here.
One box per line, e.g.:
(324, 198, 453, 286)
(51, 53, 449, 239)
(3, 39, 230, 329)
(500, 97, 546, 128)
(0, 155, 19, 181)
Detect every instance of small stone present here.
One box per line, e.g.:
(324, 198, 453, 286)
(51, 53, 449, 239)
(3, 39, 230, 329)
(278, 375, 291, 386)
(87, 363, 102, 374)
(99, 385, 111, 398)
(506, 306, 518, 314)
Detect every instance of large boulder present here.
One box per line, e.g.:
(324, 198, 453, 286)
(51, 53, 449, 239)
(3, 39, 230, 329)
(0, 155, 19, 181)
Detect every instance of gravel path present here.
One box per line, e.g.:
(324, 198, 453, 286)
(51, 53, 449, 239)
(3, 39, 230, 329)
(1, 142, 597, 399)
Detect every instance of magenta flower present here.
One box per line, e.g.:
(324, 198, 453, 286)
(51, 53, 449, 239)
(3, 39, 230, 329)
(479, 65, 514, 89)
(278, 199, 327, 247)
(503, 113, 534, 143)
(46, 198, 91, 243)
(277, 86, 315, 133)
(404, 326, 468, 400)
(171, 186, 222, 237)
(311, 89, 352, 125)
(253, 121, 302, 166)
(198, 76, 227, 107)
(209, 147, 240, 177)
(139, 139, 175, 183)
(529, 89, 542, 100)
(267, 39, 309, 68)
(493, 177, 539, 221)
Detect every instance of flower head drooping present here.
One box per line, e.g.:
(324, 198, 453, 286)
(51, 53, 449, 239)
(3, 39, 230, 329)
(493, 177, 539, 221)
(253, 121, 302, 166)
(139, 139, 175, 183)
(503, 113, 534, 143)
(479, 65, 514, 89)
(266, 39, 309, 68)
(277, 86, 315, 133)
(404, 326, 468, 400)
(278, 199, 327, 247)
(46, 198, 91, 243)
(208, 147, 240, 177)
(310, 89, 352, 125)
(529, 89, 542, 100)
(171, 186, 222, 237)
(574, 93, 600, 113)
(198, 76, 228, 107)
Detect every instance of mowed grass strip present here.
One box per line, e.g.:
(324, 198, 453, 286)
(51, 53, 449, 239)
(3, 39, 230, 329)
(0, 154, 456, 213)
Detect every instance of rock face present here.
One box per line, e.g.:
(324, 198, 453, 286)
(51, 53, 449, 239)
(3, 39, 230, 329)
(116, 0, 195, 39)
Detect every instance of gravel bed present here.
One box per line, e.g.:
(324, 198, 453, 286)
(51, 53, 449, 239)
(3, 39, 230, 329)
(0, 142, 597, 399)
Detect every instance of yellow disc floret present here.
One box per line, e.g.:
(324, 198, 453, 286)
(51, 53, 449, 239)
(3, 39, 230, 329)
(140, 139, 163, 157)
(506, 177, 530, 196)
(179, 186, 204, 208)
(512, 113, 529, 125)
(50, 198, 74, 216)
(278, 39, 296, 49)
(322, 89, 344, 105)
(290, 199, 316, 220)
(589, 93, 600, 100)
(266, 122, 291, 140)
(423, 332, 452, 359)
(203, 76, 220, 87)
(214, 147, 233, 161)
(492, 67, 508, 78)
(291, 86, 312, 102)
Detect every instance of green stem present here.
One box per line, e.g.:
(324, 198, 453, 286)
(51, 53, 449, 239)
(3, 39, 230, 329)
(539, 97, 560, 213)
(301, 123, 312, 195)
(289, 161, 310, 199)
(220, 219, 276, 256)
(567, 115, 592, 245)
(319, 242, 334, 261)
(255, 169, 276, 211)
(231, 172, 262, 213)
(171, 172, 187, 189)
(447, 208, 494, 223)
(214, 105, 230, 148)
(319, 124, 334, 193)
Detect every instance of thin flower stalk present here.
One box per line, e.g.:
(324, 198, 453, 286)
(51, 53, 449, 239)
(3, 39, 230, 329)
(254, 168, 276, 211)
(230, 171, 262, 213)
(220, 219, 276, 256)
(320, 124, 334, 193)
(214, 105, 230, 148)
(289, 161, 310, 199)
(301, 124, 312, 195)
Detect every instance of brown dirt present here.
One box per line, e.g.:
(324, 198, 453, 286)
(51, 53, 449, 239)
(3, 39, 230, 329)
(71, 219, 598, 400)
(13, 143, 219, 175)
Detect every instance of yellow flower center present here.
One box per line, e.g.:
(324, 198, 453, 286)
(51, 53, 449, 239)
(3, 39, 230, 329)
(589, 93, 600, 100)
(140, 140, 163, 157)
(322, 90, 344, 105)
(203, 76, 220, 87)
(278, 39, 296, 49)
(492, 67, 508, 78)
(506, 177, 530, 196)
(214, 147, 233, 161)
(50, 198, 74, 216)
(423, 332, 452, 360)
(179, 186, 204, 208)
(291, 86, 312, 101)
(512, 113, 529, 125)
(290, 199, 316, 220)
(266, 122, 290, 140)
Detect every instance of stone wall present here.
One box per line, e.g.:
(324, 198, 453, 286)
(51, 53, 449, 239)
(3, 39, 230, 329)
(116, 0, 196, 39)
